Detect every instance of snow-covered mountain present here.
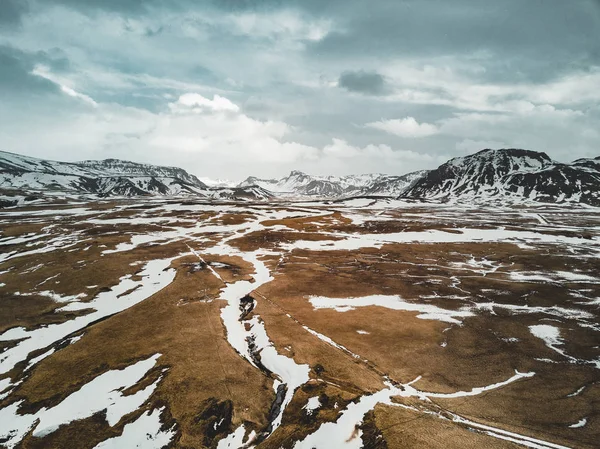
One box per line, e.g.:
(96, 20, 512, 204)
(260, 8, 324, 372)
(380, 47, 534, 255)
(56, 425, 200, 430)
(402, 149, 600, 206)
(0, 150, 209, 197)
(198, 177, 238, 188)
(208, 186, 273, 200)
(3, 148, 598, 206)
(362, 171, 429, 197)
(0, 150, 277, 205)
(238, 170, 427, 198)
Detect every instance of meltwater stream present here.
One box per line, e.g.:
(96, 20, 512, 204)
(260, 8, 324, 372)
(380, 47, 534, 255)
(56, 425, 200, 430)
(196, 244, 310, 444)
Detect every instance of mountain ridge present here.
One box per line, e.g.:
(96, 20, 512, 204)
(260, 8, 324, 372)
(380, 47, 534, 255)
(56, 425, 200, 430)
(238, 170, 426, 198)
(402, 148, 600, 206)
(0, 150, 273, 203)
(1, 148, 599, 206)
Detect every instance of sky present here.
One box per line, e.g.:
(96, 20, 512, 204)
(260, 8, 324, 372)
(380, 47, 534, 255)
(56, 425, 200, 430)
(1, 0, 599, 181)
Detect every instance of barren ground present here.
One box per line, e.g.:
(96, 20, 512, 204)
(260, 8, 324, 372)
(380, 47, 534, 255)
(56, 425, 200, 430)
(0, 197, 598, 448)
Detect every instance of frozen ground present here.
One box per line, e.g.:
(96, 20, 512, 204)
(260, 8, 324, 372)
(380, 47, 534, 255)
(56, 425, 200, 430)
(0, 197, 598, 448)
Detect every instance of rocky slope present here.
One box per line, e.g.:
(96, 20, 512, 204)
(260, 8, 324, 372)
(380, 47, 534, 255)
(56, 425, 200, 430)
(362, 171, 428, 197)
(402, 149, 600, 206)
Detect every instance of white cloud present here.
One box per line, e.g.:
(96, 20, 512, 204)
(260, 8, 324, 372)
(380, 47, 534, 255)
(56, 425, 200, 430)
(110, 94, 320, 166)
(323, 138, 434, 162)
(170, 93, 240, 113)
(377, 61, 600, 113)
(0, 92, 322, 177)
(323, 138, 361, 157)
(31, 65, 98, 107)
(366, 117, 439, 138)
(227, 10, 332, 41)
(455, 139, 507, 154)
(438, 104, 599, 162)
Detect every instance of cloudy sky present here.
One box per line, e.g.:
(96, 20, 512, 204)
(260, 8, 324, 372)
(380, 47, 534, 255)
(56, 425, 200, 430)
(1, 0, 599, 180)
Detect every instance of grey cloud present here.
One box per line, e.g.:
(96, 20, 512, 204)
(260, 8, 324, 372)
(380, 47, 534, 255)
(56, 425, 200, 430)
(210, 0, 284, 13)
(0, 0, 29, 27)
(0, 45, 60, 94)
(338, 71, 390, 96)
(306, 1, 600, 84)
(38, 0, 153, 14)
(144, 25, 164, 37)
(0, 0, 598, 177)
(35, 48, 71, 72)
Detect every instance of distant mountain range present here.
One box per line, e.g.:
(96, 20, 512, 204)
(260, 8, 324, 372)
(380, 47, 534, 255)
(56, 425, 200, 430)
(238, 170, 427, 198)
(1, 148, 599, 207)
(0, 150, 270, 205)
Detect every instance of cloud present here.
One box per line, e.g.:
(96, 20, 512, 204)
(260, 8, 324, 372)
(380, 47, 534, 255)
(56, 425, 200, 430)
(312, 137, 445, 176)
(39, 0, 153, 15)
(31, 64, 98, 107)
(366, 117, 439, 138)
(0, 0, 28, 27)
(226, 9, 332, 41)
(305, 1, 600, 77)
(338, 70, 390, 95)
(0, 0, 599, 177)
(438, 105, 600, 161)
(323, 138, 361, 158)
(455, 139, 507, 154)
(0, 45, 62, 96)
(0, 91, 320, 177)
(171, 93, 240, 113)
(323, 138, 435, 162)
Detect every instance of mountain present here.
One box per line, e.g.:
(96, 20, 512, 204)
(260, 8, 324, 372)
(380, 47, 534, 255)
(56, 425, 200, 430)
(0, 150, 277, 205)
(0, 150, 209, 198)
(208, 186, 273, 200)
(362, 171, 428, 197)
(3, 148, 598, 206)
(198, 177, 238, 188)
(402, 149, 600, 206)
(238, 170, 427, 198)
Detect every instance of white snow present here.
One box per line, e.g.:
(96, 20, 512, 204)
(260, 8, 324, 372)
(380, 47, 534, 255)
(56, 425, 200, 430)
(293, 384, 398, 449)
(302, 325, 363, 360)
(93, 407, 175, 449)
(511, 271, 598, 283)
(476, 303, 593, 321)
(568, 418, 587, 429)
(303, 396, 322, 415)
(217, 425, 256, 448)
(0, 377, 11, 394)
(208, 246, 310, 433)
(567, 386, 585, 397)
(295, 371, 557, 449)
(282, 227, 597, 253)
(16, 290, 86, 303)
(421, 370, 535, 398)
(309, 295, 474, 324)
(529, 324, 564, 357)
(24, 348, 55, 371)
(0, 258, 176, 375)
(0, 354, 163, 447)
(247, 315, 310, 430)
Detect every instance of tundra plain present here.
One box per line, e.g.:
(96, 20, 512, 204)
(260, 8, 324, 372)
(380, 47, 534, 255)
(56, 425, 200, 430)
(0, 198, 598, 449)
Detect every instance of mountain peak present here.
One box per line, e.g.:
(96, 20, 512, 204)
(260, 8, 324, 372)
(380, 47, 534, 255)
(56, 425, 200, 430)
(0, 150, 208, 197)
(404, 148, 599, 205)
(474, 148, 552, 160)
(289, 170, 307, 177)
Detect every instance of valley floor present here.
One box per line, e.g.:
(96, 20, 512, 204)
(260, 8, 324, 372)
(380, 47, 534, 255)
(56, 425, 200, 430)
(0, 197, 598, 449)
